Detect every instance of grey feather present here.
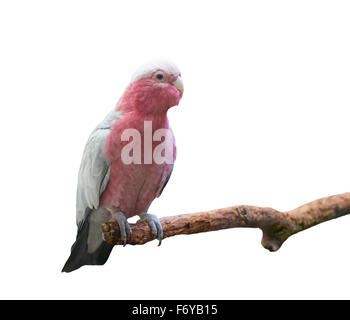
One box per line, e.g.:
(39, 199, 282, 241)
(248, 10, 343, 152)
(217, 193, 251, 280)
(62, 110, 123, 272)
(62, 209, 113, 272)
(157, 168, 173, 197)
(76, 109, 122, 226)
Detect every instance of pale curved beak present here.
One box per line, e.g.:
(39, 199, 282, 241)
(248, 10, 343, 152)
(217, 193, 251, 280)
(172, 76, 184, 95)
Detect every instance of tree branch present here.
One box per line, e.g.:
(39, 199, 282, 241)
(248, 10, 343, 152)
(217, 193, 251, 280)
(101, 192, 350, 251)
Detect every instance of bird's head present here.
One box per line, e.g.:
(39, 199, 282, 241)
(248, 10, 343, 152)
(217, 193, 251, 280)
(119, 59, 184, 115)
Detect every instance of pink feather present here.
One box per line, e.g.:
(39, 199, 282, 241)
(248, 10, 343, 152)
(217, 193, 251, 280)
(99, 76, 181, 218)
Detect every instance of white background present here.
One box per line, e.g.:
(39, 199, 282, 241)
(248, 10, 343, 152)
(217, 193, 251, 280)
(0, 0, 349, 299)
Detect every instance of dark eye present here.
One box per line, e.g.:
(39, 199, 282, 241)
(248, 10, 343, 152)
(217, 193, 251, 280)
(156, 73, 164, 80)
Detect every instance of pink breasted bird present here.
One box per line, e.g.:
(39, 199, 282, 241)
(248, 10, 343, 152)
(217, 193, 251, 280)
(62, 60, 184, 272)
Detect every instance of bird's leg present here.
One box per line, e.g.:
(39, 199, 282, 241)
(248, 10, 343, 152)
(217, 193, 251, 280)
(108, 210, 132, 246)
(138, 213, 164, 246)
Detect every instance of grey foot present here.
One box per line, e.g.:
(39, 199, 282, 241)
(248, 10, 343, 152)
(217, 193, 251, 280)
(110, 211, 132, 246)
(138, 213, 164, 246)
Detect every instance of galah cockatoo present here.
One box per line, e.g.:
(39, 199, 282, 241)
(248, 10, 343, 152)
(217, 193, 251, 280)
(62, 60, 184, 272)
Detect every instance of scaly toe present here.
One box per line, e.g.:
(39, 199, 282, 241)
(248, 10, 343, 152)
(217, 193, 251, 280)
(138, 213, 164, 246)
(110, 211, 132, 246)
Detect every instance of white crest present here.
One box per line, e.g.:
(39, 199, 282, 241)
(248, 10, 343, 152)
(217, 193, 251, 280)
(130, 59, 181, 83)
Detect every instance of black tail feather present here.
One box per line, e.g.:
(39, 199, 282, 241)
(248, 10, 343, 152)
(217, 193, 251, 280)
(62, 213, 113, 273)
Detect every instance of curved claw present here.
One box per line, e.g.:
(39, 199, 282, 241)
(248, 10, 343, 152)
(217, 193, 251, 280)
(110, 211, 132, 246)
(138, 213, 164, 246)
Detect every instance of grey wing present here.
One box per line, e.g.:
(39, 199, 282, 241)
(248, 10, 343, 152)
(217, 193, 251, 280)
(157, 168, 173, 197)
(76, 110, 121, 227)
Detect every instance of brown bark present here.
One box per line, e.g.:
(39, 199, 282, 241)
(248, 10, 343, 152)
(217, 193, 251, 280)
(101, 192, 350, 251)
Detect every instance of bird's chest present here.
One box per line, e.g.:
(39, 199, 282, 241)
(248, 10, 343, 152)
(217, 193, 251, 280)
(100, 113, 175, 216)
(102, 161, 171, 217)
